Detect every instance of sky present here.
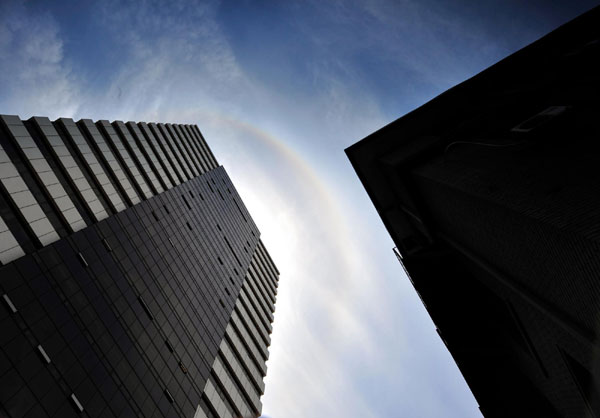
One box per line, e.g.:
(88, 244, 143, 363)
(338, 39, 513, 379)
(1, 1, 598, 417)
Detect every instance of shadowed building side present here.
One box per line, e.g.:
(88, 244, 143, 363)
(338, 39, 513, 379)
(347, 6, 600, 418)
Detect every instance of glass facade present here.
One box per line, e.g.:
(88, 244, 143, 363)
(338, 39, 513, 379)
(0, 115, 279, 418)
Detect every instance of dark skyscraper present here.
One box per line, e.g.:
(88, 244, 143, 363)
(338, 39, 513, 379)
(347, 6, 600, 418)
(0, 114, 279, 418)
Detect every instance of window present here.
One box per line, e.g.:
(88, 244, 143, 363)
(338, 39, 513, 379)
(77, 252, 88, 267)
(181, 195, 192, 210)
(178, 360, 188, 374)
(70, 393, 84, 413)
(233, 200, 247, 222)
(223, 236, 242, 267)
(2, 294, 17, 313)
(164, 388, 175, 403)
(37, 344, 51, 364)
(102, 239, 113, 252)
(138, 296, 154, 320)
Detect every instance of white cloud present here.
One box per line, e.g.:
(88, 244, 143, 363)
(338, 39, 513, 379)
(0, 1, 82, 118)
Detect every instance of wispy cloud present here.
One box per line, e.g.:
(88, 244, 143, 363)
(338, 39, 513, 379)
(0, 1, 81, 118)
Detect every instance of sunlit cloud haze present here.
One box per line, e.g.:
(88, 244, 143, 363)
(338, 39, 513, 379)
(1, 0, 597, 416)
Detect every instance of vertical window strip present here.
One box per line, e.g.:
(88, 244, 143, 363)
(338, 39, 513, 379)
(164, 124, 200, 177)
(97, 121, 153, 199)
(156, 123, 194, 178)
(137, 122, 181, 186)
(114, 121, 164, 194)
(191, 125, 219, 168)
(147, 123, 187, 183)
(182, 125, 213, 171)
(254, 248, 279, 294)
(30, 117, 108, 222)
(178, 124, 209, 172)
(172, 124, 207, 174)
(75, 119, 139, 207)
(0, 142, 60, 246)
(57, 118, 127, 211)
(1, 117, 87, 234)
(0, 214, 25, 264)
(125, 122, 173, 190)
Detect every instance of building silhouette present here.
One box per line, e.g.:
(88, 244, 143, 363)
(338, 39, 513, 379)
(347, 6, 600, 418)
(0, 114, 279, 418)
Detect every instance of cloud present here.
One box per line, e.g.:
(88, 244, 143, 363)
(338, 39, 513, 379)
(0, 1, 82, 118)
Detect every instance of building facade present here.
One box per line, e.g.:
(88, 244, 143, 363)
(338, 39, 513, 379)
(347, 6, 600, 418)
(0, 114, 279, 418)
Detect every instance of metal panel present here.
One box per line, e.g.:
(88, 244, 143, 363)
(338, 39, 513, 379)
(137, 122, 181, 186)
(203, 378, 231, 418)
(76, 119, 139, 206)
(97, 120, 153, 199)
(2, 117, 87, 233)
(113, 121, 164, 194)
(58, 118, 128, 211)
(211, 356, 255, 417)
(165, 124, 200, 176)
(0, 214, 25, 264)
(190, 125, 219, 168)
(219, 338, 263, 410)
(0, 142, 59, 246)
(31, 117, 109, 222)
(126, 122, 173, 190)
(225, 324, 266, 390)
(172, 124, 208, 173)
(182, 125, 213, 171)
(150, 123, 191, 181)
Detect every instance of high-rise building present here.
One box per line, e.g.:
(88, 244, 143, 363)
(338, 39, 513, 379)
(0, 114, 279, 418)
(346, 6, 600, 418)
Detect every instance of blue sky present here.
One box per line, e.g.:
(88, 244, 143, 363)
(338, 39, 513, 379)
(1, 1, 597, 416)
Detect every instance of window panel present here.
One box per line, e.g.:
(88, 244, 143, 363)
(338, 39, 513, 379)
(137, 122, 180, 186)
(177, 123, 209, 173)
(97, 121, 153, 199)
(148, 123, 187, 183)
(164, 124, 199, 177)
(0, 215, 25, 264)
(2, 117, 88, 233)
(0, 143, 60, 246)
(31, 117, 108, 222)
(113, 121, 164, 195)
(61, 118, 130, 210)
(79, 119, 141, 206)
